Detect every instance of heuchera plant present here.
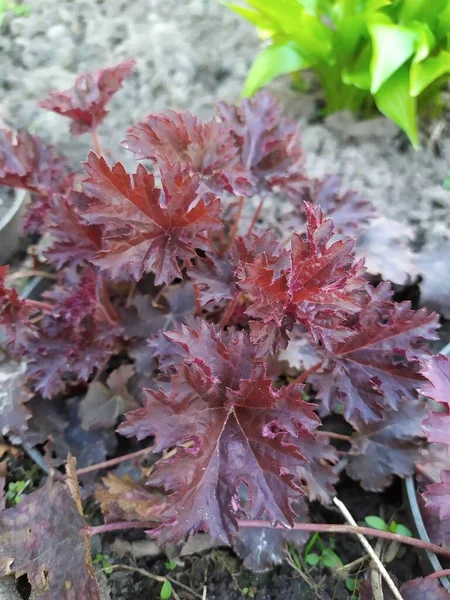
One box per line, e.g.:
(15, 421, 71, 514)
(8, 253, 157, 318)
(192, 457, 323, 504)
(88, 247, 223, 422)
(0, 60, 449, 598)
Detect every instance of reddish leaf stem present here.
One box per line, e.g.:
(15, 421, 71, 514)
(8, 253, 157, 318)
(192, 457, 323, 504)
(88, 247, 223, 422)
(219, 294, 240, 328)
(237, 520, 450, 559)
(226, 196, 244, 250)
(85, 517, 450, 560)
(247, 196, 265, 235)
(93, 129, 102, 156)
(25, 299, 54, 313)
(292, 360, 323, 384)
(425, 569, 450, 580)
(316, 431, 352, 442)
(125, 281, 137, 308)
(86, 520, 155, 538)
(76, 446, 153, 477)
(193, 283, 202, 316)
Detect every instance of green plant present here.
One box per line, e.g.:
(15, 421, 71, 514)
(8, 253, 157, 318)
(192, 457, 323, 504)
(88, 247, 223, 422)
(0, 0, 31, 26)
(92, 553, 113, 575)
(160, 580, 172, 599)
(226, 0, 450, 147)
(303, 532, 344, 569)
(5, 479, 30, 505)
(365, 515, 413, 537)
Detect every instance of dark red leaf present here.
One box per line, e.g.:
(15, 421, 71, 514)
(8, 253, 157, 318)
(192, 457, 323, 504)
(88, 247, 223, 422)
(80, 365, 137, 431)
(119, 323, 335, 544)
(286, 175, 376, 239)
(0, 129, 70, 232)
(189, 230, 286, 308)
(45, 191, 102, 269)
(421, 355, 450, 449)
(0, 266, 36, 356)
(38, 60, 135, 135)
(124, 110, 251, 196)
(310, 285, 439, 423)
(345, 398, 428, 491)
(122, 282, 196, 374)
(24, 269, 122, 397)
(18, 395, 116, 475)
(216, 92, 305, 197)
(81, 153, 222, 284)
(239, 204, 365, 354)
(423, 470, 450, 521)
(233, 499, 310, 571)
(0, 456, 101, 599)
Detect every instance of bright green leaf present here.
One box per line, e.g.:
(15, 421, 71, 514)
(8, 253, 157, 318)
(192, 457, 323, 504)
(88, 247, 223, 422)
(165, 560, 177, 571)
(365, 0, 392, 11)
(322, 549, 343, 569)
(374, 65, 419, 148)
(243, 42, 311, 97)
(346, 578, 356, 591)
(335, 15, 366, 57)
(305, 552, 320, 566)
(160, 580, 172, 600)
(224, 3, 274, 31)
(410, 50, 450, 96)
(393, 524, 413, 537)
(364, 515, 388, 531)
(438, 4, 450, 39)
(369, 24, 417, 93)
(399, 0, 427, 24)
(342, 45, 371, 90)
(410, 22, 435, 63)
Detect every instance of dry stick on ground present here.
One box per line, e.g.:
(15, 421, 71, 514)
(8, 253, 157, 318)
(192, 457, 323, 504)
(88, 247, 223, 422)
(333, 497, 404, 600)
(6, 270, 58, 281)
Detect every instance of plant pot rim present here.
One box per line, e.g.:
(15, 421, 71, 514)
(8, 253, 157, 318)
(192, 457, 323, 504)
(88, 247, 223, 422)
(0, 189, 27, 231)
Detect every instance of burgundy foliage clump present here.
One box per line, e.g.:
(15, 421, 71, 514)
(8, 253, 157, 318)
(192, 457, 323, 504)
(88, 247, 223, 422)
(0, 60, 447, 596)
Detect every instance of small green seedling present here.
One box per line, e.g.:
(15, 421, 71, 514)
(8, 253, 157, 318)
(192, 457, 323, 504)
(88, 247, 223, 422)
(92, 553, 113, 575)
(6, 480, 30, 506)
(304, 532, 344, 570)
(164, 560, 177, 571)
(160, 580, 172, 600)
(241, 586, 256, 598)
(364, 515, 412, 537)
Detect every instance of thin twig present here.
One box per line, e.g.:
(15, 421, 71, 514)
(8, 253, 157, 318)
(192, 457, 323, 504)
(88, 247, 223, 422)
(166, 576, 203, 599)
(106, 564, 203, 599)
(25, 299, 54, 313)
(247, 196, 265, 235)
(292, 361, 323, 384)
(226, 196, 244, 250)
(333, 497, 404, 600)
(76, 446, 154, 477)
(335, 555, 368, 575)
(125, 282, 137, 308)
(219, 294, 240, 328)
(93, 130, 102, 155)
(7, 270, 57, 281)
(87, 521, 157, 537)
(316, 431, 351, 442)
